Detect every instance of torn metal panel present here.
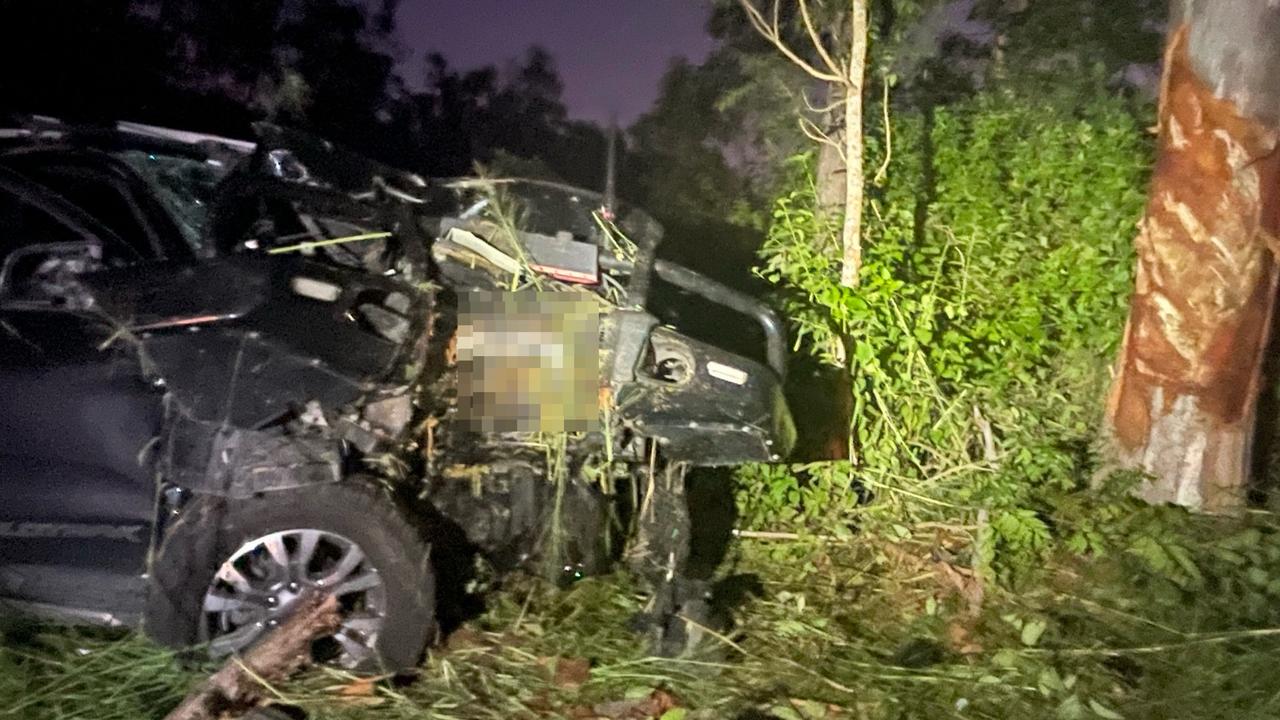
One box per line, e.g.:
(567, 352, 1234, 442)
(615, 328, 795, 465)
(81, 256, 267, 330)
(162, 411, 340, 498)
(83, 254, 427, 424)
(362, 394, 414, 434)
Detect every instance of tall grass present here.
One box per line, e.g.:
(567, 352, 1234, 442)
(8, 514, 1280, 720)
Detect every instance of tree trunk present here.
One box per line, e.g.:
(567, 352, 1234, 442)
(814, 83, 846, 217)
(839, 0, 868, 289)
(1105, 1, 1280, 512)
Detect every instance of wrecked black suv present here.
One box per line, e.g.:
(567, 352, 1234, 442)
(0, 118, 795, 669)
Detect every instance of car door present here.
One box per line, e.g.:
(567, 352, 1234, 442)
(0, 174, 163, 621)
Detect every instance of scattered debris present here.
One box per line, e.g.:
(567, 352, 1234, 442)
(162, 593, 340, 720)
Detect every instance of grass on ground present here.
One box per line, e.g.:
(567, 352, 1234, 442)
(5, 509, 1280, 720)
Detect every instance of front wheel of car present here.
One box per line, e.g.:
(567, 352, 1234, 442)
(145, 478, 436, 672)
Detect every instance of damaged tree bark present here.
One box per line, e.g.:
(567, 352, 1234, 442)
(1105, 0, 1280, 512)
(164, 593, 341, 720)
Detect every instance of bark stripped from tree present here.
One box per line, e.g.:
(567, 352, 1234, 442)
(1106, 2, 1280, 512)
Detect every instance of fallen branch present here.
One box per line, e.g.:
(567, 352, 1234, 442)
(164, 593, 342, 720)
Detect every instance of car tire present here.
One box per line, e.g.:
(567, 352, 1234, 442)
(144, 477, 435, 672)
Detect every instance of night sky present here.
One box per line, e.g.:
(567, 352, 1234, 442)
(394, 0, 717, 125)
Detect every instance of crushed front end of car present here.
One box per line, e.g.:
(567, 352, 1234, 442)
(412, 176, 796, 652)
(0, 117, 794, 663)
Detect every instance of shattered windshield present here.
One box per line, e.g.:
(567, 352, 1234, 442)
(114, 150, 231, 252)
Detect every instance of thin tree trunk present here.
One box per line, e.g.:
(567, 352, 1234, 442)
(814, 83, 845, 216)
(839, 0, 867, 289)
(1105, 1, 1280, 512)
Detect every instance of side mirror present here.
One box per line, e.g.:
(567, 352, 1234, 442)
(0, 241, 103, 310)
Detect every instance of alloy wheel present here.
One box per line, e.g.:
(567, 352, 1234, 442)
(200, 528, 387, 668)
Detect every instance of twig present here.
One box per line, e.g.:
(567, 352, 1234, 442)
(267, 231, 392, 255)
(798, 116, 845, 157)
(737, 0, 844, 83)
(872, 75, 893, 186)
(735, 529, 839, 542)
(798, 0, 844, 78)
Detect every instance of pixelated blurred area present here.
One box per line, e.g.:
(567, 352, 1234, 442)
(456, 290, 601, 433)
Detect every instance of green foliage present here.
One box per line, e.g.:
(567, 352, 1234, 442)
(736, 461, 858, 538)
(989, 0, 1166, 92)
(744, 79, 1153, 574)
(13, 519, 1280, 720)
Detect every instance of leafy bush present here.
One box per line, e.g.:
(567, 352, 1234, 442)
(743, 80, 1153, 572)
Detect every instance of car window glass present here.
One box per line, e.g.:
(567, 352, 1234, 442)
(0, 189, 87, 262)
(0, 190, 108, 307)
(20, 164, 157, 258)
